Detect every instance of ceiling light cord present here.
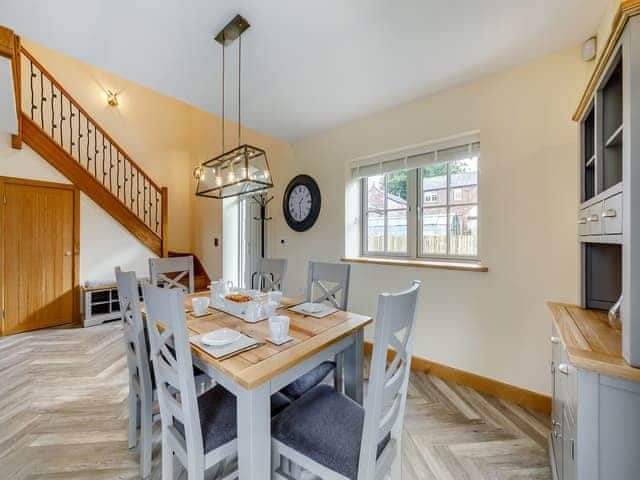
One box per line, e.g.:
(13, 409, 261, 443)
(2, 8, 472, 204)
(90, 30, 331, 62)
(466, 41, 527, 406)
(221, 32, 225, 154)
(238, 33, 242, 147)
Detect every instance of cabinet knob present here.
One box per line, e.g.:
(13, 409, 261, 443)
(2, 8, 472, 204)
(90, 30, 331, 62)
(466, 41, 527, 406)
(553, 430, 563, 439)
(64, 251, 72, 257)
(550, 336, 560, 344)
(577, 218, 587, 225)
(587, 214, 600, 223)
(558, 363, 569, 375)
(602, 209, 617, 218)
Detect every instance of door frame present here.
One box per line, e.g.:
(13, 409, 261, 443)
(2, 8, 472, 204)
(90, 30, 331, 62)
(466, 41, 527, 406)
(0, 176, 80, 335)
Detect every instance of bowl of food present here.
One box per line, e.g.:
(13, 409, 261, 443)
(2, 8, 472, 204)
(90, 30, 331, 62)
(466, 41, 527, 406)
(223, 294, 253, 315)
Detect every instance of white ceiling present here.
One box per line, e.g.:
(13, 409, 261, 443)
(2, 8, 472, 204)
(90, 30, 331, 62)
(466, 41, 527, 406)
(0, 0, 608, 141)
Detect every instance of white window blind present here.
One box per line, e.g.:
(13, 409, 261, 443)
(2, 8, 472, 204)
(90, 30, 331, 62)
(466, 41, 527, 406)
(350, 133, 480, 179)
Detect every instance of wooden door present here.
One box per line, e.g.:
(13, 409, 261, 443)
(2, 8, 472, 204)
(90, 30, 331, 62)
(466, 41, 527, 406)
(1, 177, 79, 335)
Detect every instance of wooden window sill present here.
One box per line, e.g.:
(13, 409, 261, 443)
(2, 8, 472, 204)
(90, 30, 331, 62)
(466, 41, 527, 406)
(340, 257, 489, 273)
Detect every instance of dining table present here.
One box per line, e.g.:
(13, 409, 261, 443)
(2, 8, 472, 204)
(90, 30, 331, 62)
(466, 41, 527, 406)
(179, 292, 373, 480)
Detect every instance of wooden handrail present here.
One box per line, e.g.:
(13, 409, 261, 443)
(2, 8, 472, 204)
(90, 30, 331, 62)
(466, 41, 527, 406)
(20, 46, 162, 192)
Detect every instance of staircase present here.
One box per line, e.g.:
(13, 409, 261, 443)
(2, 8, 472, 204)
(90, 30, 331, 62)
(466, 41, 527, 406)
(12, 45, 168, 257)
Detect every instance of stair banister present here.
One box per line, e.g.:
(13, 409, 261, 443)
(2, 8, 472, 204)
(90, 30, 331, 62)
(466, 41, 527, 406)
(0, 25, 22, 149)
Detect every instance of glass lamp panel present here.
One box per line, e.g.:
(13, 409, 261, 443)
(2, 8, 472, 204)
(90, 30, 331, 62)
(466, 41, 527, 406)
(449, 204, 478, 256)
(422, 207, 447, 255)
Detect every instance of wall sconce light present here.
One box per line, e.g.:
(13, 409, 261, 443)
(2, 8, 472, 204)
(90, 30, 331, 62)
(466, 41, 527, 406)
(106, 90, 119, 106)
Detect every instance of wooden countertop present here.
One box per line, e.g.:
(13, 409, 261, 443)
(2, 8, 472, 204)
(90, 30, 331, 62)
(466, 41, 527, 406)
(548, 302, 640, 383)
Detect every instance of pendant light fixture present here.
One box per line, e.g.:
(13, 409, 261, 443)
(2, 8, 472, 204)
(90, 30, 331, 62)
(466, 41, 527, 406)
(194, 15, 273, 199)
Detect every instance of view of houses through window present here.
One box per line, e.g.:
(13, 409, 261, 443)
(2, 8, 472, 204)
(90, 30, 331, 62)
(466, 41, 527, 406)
(363, 151, 479, 259)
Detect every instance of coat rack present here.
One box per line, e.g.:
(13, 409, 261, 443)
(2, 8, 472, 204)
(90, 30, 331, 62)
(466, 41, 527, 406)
(251, 193, 273, 258)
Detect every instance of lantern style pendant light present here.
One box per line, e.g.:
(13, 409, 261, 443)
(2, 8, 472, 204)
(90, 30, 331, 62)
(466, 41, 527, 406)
(195, 15, 273, 199)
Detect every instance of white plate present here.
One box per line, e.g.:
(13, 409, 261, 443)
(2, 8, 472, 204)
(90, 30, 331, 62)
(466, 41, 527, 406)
(201, 328, 241, 347)
(301, 303, 324, 314)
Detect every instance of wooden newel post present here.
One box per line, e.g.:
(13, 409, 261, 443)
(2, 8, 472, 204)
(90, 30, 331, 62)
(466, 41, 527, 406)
(0, 26, 22, 149)
(161, 186, 169, 257)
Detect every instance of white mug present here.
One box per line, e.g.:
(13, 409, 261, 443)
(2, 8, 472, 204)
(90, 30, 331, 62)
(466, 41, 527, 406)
(268, 315, 290, 342)
(192, 297, 210, 316)
(210, 279, 233, 304)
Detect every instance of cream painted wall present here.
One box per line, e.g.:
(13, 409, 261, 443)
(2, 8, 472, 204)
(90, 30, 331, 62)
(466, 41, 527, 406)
(266, 47, 594, 395)
(23, 40, 196, 252)
(0, 133, 155, 281)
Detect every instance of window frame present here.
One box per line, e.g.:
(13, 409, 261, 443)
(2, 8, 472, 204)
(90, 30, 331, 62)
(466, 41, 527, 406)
(361, 170, 417, 259)
(360, 150, 480, 263)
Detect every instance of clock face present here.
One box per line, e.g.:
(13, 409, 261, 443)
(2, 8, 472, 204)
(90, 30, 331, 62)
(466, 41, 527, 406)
(283, 175, 321, 232)
(288, 185, 312, 222)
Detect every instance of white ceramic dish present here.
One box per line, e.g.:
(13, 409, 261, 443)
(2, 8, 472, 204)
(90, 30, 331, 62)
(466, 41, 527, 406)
(266, 335, 293, 346)
(201, 328, 242, 347)
(301, 303, 324, 314)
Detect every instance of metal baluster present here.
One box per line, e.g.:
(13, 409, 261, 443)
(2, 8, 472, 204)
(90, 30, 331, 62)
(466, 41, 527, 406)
(124, 160, 130, 206)
(143, 178, 148, 224)
(101, 137, 111, 190)
(78, 113, 83, 166)
(155, 190, 160, 234)
(51, 82, 56, 137)
(130, 168, 135, 209)
(87, 119, 92, 173)
(109, 144, 114, 192)
(60, 87, 64, 146)
(40, 70, 45, 129)
(70, 104, 76, 157)
(29, 61, 36, 120)
(137, 173, 141, 217)
(93, 124, 97, 177)
(116, 151, 121, 200)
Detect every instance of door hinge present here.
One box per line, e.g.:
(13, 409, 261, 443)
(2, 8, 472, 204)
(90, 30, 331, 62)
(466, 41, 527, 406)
(2, 194, 6, 205)
(2, 309, 5, 321)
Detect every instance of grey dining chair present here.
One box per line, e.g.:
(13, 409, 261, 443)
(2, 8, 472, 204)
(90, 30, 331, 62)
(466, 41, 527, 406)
(149, 256, 195, 294)
(280, 261, 351, 400)
(115, 267, 155, 479)
(116, 268, 212, 479)
(271, 281, 421, 480)
(142, 284, 291, 480)
(255, 257, 288, 292)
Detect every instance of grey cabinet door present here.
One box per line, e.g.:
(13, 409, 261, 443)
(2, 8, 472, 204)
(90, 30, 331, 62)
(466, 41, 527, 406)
(551, 328, 564, 478)
(562, 408, 577, 480)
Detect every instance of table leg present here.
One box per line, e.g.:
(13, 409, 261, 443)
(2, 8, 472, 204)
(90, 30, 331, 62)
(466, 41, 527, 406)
(237, 382, 271, 479)
(343, 329, 364, 404)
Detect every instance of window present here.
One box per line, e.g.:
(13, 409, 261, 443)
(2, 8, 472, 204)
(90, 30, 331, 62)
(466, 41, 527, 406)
(356, 137, 479, 261)
(363, 171, 413, 255)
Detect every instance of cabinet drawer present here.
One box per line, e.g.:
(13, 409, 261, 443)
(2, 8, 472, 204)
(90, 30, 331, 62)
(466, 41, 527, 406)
(587, 202, 603, 235)
(578, 208, 589, 236)
(602, 193, 622, 234)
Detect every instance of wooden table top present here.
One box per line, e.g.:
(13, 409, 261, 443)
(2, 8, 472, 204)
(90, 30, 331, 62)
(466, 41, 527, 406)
(548, 302, 640, 383)
(182, 293, 373, 389)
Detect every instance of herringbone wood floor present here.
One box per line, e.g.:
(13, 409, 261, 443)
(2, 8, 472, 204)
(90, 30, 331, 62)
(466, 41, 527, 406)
(0, 323, 551, 479)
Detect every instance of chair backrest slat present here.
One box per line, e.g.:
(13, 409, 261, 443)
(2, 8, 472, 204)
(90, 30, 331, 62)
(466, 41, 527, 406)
(306, 261, 351, 310)
(115, 268, 153, 405)
(357, 280, 421, 480)
(256, 258, 287, 292)
(149, 256, 195, 294)
(143, 283, 203, 455)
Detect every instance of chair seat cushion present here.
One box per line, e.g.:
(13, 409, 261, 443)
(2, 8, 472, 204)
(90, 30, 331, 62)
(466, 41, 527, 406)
(280, 361, 336, 399)
(175, 386, 291, 454)
(272, 384, 390, 480)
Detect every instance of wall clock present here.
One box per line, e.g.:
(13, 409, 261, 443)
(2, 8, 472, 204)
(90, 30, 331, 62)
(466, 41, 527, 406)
(283, 174, 321, 232)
